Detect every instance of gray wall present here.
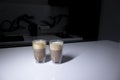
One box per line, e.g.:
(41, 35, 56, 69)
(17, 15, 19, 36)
(0, 2, 68, 35)
(0, 3, 51, 24)
(99, 0, 120, 42)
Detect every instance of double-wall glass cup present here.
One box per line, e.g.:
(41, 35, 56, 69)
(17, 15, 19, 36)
(32, 39, 46, 63)
(49, 40, 63, 64)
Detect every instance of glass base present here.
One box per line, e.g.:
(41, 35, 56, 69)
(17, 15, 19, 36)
(35, 57, 46, 63)
(52, 56, 62, 64)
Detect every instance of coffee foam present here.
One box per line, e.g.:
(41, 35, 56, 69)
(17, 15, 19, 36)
(50, 42, 63, 50)
(32, 40, 46, 49)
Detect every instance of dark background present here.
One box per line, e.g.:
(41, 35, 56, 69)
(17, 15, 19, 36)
(0, 0, 120, 44)
(49, 0, 101, 41)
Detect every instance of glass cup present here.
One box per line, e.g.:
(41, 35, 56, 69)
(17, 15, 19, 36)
(49, 40, 63, 64)
(32, 39, 46, 63)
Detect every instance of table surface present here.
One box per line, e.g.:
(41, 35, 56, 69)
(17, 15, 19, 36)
(0, 40, 119, 80)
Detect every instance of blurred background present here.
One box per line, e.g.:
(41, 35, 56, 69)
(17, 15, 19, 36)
(0, 0, 120, 47)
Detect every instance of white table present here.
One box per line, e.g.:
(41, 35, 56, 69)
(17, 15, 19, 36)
(0, 40, 119, 80)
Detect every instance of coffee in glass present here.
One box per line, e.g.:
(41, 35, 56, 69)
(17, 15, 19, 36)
(49, 40, 63, 63)
(32, 39, 46, 63)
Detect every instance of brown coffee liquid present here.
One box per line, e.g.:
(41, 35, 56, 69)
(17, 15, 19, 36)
(50, 50, 62, 63)
(33, 49, 45, 62)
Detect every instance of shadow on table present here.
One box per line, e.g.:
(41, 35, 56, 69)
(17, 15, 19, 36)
(61, 55, 74, 64)
(45, 54, 51, 62)
(45, 54, 74, 64)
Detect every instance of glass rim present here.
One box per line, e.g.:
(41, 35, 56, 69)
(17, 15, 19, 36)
(49, 39, 63, 43)
(32, 39, 46, 42)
